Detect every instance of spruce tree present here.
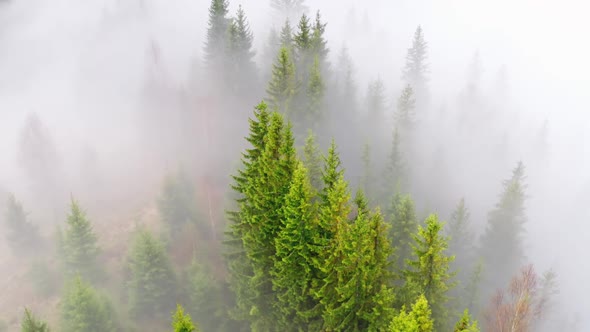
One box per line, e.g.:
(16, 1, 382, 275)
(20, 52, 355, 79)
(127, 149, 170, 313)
(305, 56, 325, 132)
(389, 294, 434, 332)
(271, 162, 319, 331)
(60, 276, 117, 332)
(4, 194, 41, 254)
(454, 310, 479, 332)
(404, 214, 455, 331)
(21, 308, 50, 332)
(185, 259, 221, 332)
(402, 26, 428, 95)
(227, 5, 258, 96)
(60, 199, 100, 281)
(302, 130, 323, 193)
(335, 45, 358, 116)
(388, 194, 418, 273)
(360, 142, 375, 202)
(279, 20, 294, 49)
(172, 305, 198, 332)
(225, 103, 270, 326)
(204, 0, 230, 74)
(382, 127, 406, 201)
(310, 11, 329, 68)
(395, 85, 416, 130)
(479, 162, 527, 296)
(293, 14, 312, 62)
(127, 229, 177, 319)
(267, 47, 298, 114)
(158, 169, 197, 237)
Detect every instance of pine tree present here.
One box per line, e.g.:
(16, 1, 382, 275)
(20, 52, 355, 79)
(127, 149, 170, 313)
(395, 85, 416, 130)
(360, 142, 375, 202)
(305, 56, 325, 132)
(267, 47, 298, 114)
(4, 194, 41, 254)
(388, 194, 418, 273)
(271, 162, 319, 331)
(402, 26, 428, 95)
(127, 229, 177, 319)
(382, 127, 406, 201)
(389, 294, 434, 332)
(21, 308, 50, 332)
(454, 310, 479, 332)
(60, 276, 117, 332)
(479, 162, 527, 296)
(302, 130, 323, 193)
(310, 11, 329, 68)
(293, 13, 312, 61)
(404, 214, 455, 331)
(172, 305, 199, 332)
(227, 5, 258, 96)
(279, 20, 294, 49)
(59, 199, 101, 281)
(204, 0, 230, 74)
(158, 169, 197, 237)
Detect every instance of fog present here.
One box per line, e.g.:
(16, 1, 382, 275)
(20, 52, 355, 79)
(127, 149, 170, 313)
(1, 0, 589, 329)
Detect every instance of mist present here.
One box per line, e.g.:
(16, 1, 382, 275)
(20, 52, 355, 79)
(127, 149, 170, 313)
(1, 0, 589, 330)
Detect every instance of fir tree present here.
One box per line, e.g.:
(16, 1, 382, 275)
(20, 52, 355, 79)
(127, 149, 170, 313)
(360, 142, 375, 202)
(382, 127, 406, 200)
(60, 276, 117, 332)
(267, 47, 298, 114)
(127, 229, 177, 319)
(185, 259, 222, 332)
(204, 0, 230, 73)
(279, 20, 294, 49)
(302, 130, 323, 193)
(310, 11, 329, 68)
(305, 56, 325, 132)
(224, 102, 270, 326)
(454, 309, 479, 332)
(227, 5, 258, 96)
(293, 14, 312, 61)
(404, 214, 455, 331)
(4, 194, 41, 254)
(402, 25, 429, 95)
(479, 162, 527, 296)
(172, 305, 199, 332)
(388, 194, 418, 273)
(21, 308, 50, 332)
(365, 78, 387, 144)
(271, 162, 319, 331)
(335, 45, 358, 115)
(395, 85, 416, 130)
(389, 294, 434, 332)
(59, 199, 101, 281)
(158, 169, 197, 237)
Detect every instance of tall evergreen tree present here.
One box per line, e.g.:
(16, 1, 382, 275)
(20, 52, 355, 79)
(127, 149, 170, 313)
(360, 142, 376, 202)
(271, 0, 307, 24)
(4, 194, 41, 254)
(404, 214, 455, 331)
(279, 20, 294, 49)
(21, 308, 50, 332)
(60, 276, 117, 332)
(305, 56, 325, 132)
(402, 26, 429, 96)
(310, 11, 329, 69)
(389, 294, 434, 332)
(365, 78, 387, 144)
(204, 0, 230, 76)
(267, 47, 298, 114)
(395, 85, 416, 130)
(293, 14, 312, 62)
(479, 162, 527, 296)
(172, 305, 199, 332)
(127, 229, 177, 319)
(158, 169, 197, 238)
(335, 45, 358, 115)
(454, 309, 479, 332)
(59, 199, 100, 281)
(185, 259, 222, 332)
(225, 102, 270, 326)
(382, 127, 406, 200)
(388, 195, 418, 273)
(227, 5, 258, 96)
(302, 130, 323, 193)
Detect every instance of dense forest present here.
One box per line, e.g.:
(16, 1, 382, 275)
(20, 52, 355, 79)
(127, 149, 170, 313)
(0, 0, 585, 331)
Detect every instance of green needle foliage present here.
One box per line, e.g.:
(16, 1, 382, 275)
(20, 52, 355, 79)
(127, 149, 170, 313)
(21, 308, 50, 332)
(172, 305, 199, 332)
(389, 294, 433, 332)
(60, 276, 117, 332)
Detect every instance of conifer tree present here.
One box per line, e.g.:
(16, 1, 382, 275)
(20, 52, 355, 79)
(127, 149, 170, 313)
(279, 20, 294, 49)
(383, 127, 406, 200)
(271, 0, 307, 24)
(185, 259, 221, 332)
(302, 130, 323, 193)
(158, 169, 197, 237)
(172, 305, 199, 332)
(404, 214, 455, 331)
(365, 78, 387, 144)
(271, 162, 319, 331)
(395, 85, 416, 130)
(305, 56, 325, 131)
(389, 294, 434, 332)
(21, 308, 50, 332)
(60, 276, 117, 332)
(59, 199, 100, 281)
(127, 229, 177, 319)
(402, 26, 429, 95)
(267, 47, 298, 114)
(310, 11, 329, 69)
(454, 310, 479, 332)
(204, 0, 230, 74)
(360, 142, 375, 201)
(335, 45, 358, 115)
(227, 5, 258, 96)
(388, 194, 418, 273)
(293, 14, 312, 62)
(4, 194, 41, 254)
(479, 162, 527, 296)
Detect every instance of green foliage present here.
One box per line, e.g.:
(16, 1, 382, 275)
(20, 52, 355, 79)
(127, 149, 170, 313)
(479, 162, 527, 295)
(185, 259, 222, 332)
(267, 47, 298, 114)
(305, 56, 325, 131)
(172, 305, 198, 332)
(227, 5, 258, 95)
(310, 11, 329, 66)
(21, 308, 50, 332)
(302, 130, 323, 193)
(59, 199, 101, 281)
(404, 214, 455, 330)
(279, 20, 294, 49)
(60, 276, 117, 332)
(403, 25, 428, 93)
(383, 127, 406, 200)
(389, 295, 433, 332)
(127, 229, 177, 319)
(158, 169, 197, 237)
(360, 142, 376, 202)
(395, 85, 416, 130)
(204, 0, 230, 68)
(454, 309, 479, 332)
(4, 194, 41, 254)
(388, 194, 417, 273)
